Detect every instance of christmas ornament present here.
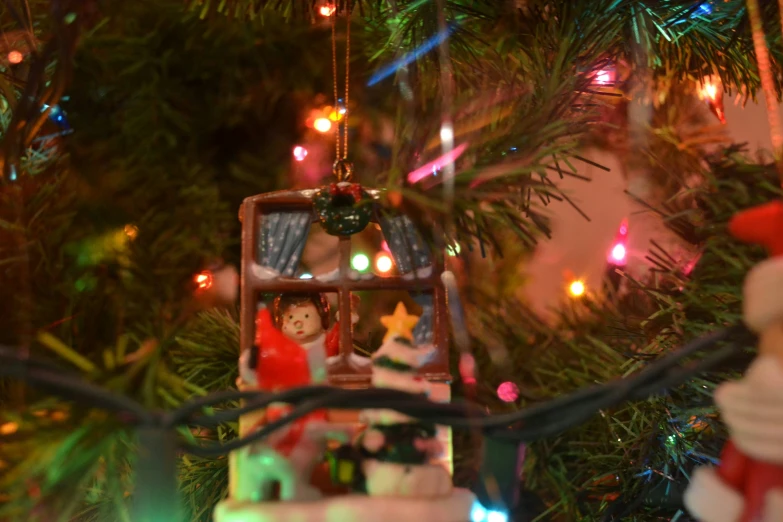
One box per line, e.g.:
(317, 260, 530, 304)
(684, 201, 783, 522)
(218, 7, 461, 518)
(313, 179, 373, 236)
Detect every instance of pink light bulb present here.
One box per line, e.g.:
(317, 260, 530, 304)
(595, 70, 612, 85)
(610, 243, 626, 263)
(497, 381, 519, 403)
(293, 146, 308, 162)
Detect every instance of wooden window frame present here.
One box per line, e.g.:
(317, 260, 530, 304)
(239, 190, 452, 388)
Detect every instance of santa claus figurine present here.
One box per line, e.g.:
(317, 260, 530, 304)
(236, 293, 360, 452)
(684, 201, 783, 522)
(239, 292, 359, 388)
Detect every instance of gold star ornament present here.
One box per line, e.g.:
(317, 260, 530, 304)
(380, 302, 420, 342)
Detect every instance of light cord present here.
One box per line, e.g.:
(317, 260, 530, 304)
(0, 323, 754, 453)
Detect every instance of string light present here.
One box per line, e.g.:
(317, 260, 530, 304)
(313, 117, 332, 133)
(486, 511, 508, 522)
(569, 280, 586, 298)
(319, 4, 336, 16)
(595, 69, 613, 85)
(124, 224, 139, 240)
(351, 253, 370, 272)
(375, 252, 394, 274)
(439, 123, 454, 143)
(0, 422, 19, 435)
(471, 502, 508, 522)
(407, 142, 468, 184)
(299, 273, 313, 279)
(293, 146, 308, 162)
(497, 382, 519, 403)
(607, 218, 628, 265)
(471, 502, 487, 522)
(194, 271, 213, 291)
(327, 107, 344, 122)
(7, 50, 23, 64)
(700, 77, 726, 124)
(446, 243, 461, 256)
(610, 243, 626, 263)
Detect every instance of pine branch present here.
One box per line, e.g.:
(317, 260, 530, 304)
(463, 150, 778, 520)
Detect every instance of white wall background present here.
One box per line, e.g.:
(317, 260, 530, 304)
(519, 94, 775, 322)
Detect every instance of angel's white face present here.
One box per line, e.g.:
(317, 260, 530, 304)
(281, 302, 323, 342)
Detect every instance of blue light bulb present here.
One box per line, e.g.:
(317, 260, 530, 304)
(487, 510, 508, 522)
(470, 501, 487, 522)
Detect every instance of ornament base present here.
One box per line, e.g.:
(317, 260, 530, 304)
(214, 488, 477, 522)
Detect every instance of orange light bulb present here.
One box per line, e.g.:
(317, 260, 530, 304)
(319, 4, 336, 16)
(569, 280, 585, 297)
(375, 252, 394, 274)
(7, 51, 23, 64)
(195, 271, 213, 290)
(124, 224, 139, 240)
(313, 117, 332, 133)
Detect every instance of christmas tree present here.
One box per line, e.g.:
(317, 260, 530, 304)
(1, 0, 782, 521)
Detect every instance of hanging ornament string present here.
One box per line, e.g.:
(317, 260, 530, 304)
(330, 9, 352, 181)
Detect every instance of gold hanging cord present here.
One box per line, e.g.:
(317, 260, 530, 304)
(330, 7, 352, 182)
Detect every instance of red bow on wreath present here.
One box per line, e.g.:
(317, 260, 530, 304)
(328, 182, 364, 202)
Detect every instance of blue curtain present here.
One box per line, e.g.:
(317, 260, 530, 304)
(412, 293, 435, 346)
(257, 211, 311, 277)
(379, 214, 430, 273)
(380, 214, 434, 346)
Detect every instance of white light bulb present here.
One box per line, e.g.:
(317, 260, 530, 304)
(293, 146, 308, 162)
(610, 243, 626, 262)
(439, 123, 454, 144)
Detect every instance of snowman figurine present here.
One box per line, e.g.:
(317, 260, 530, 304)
(338, 302, 452, 498)
(684, 201, 783, 522)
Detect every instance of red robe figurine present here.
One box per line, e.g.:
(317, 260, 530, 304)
(685, 201, 783, 522)
(252, 307, 328, 455)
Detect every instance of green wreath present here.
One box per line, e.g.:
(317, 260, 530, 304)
(313, 182, 373, 236)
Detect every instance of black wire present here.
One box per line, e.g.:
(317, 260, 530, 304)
(181, 323, 752, 454)
(168, 386, 335, 426)
(182, 324, 746, 433)
(0, 348, 153, 422)
(182, 387, 406, 457)
(0, 323, 755, 456)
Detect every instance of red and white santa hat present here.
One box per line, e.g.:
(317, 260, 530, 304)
(729, 200, 783, 333)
